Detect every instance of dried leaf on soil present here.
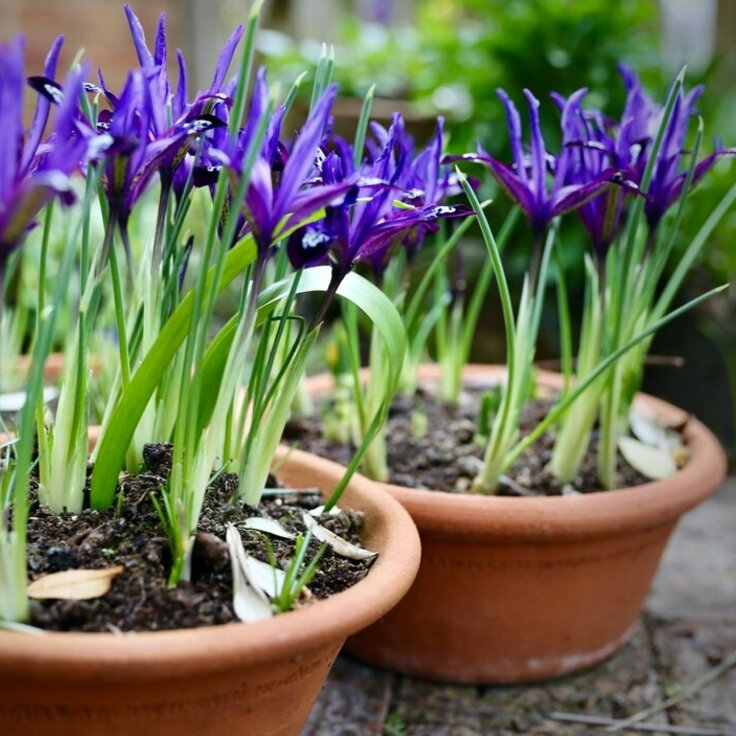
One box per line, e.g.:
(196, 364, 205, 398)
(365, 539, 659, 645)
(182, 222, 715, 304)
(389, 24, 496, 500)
(243, 516, 295, 539)
(242, 555, 286, 599)
(307, 504, 342, 517)
(0, 386, 58, 413)
(302, 513, 378, 561)
(226, 525, 274, 623)
(26, 566, 124, 600)
(618, 436, 677, 480)
(261, 486, 320, 498)
(630, 410, 684, 452)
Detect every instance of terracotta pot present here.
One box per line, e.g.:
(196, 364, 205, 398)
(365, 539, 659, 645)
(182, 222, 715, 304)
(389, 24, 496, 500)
(304, 364, 727, 683)
(0, 448, 421, 735)
(0, 353, 67, 411)
(14, 351, 67, 382)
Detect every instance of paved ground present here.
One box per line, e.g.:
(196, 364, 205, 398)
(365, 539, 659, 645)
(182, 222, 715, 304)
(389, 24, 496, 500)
(305, 479, 736, 736)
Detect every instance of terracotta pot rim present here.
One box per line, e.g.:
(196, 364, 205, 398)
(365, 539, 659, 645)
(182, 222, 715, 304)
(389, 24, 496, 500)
(0, 447, 421, 681)
(304, 364, 727, 541)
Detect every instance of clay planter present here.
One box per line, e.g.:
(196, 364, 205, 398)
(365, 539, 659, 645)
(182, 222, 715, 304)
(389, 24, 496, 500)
(13, 352, 67, 383)
(0, 447, 421, 736)
(0, 353, 68, 414)
(305, 364, 727, 683)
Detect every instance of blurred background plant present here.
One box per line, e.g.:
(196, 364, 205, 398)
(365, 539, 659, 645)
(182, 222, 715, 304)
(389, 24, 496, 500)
(258, 0, 661, 152)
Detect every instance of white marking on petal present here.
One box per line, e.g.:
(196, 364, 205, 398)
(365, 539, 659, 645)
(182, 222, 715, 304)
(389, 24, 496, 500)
(87, 134, 114, 158)
(302, 230, 330, 250)
(430, 205, 457, 216)
(44, 84, 63, 104)
(185, 119, 213, 134)
(34, 171, 73, 193)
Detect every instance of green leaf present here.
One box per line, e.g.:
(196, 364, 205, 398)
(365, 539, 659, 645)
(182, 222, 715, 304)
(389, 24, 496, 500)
(405, 206, 484, 335)
(251, 266, 407, 508)
(353, 84, 375, 169)
(240, 329, 319, 505)
(89, 235, 258, 510)
(505, 282, 729, 469)
(196, 313, 238, 432)
(199, 267, 406, 432)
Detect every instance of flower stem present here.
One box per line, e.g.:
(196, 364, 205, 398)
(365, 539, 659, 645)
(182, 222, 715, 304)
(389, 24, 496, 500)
(361, 327, 390, 482)
(152, 175, 172, 274)
(108, 236, 132, 390)
(309, 268, 342, 331)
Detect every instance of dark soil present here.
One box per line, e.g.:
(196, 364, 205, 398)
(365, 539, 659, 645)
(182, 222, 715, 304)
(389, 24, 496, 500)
(26, 444, 372, 632)
(285, 382, 660, 497)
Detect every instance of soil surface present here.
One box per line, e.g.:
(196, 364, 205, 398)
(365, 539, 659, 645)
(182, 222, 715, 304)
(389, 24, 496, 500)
(25, 444, 372, 632)
(285, 382, 659, 496)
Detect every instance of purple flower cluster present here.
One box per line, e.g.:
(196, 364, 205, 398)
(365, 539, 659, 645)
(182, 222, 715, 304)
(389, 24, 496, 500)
(187, 68, 470, 289)
(0, 5, 467, 293)
(2, 5, 731, 293)
(454, 66, 733, 258)
(0, 7, 244, 274)
(284, 113, 470, 282)
(451, 89, 620, 241)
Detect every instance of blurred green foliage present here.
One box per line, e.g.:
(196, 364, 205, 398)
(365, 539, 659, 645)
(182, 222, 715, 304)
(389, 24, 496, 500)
(261, 0, 661, 152)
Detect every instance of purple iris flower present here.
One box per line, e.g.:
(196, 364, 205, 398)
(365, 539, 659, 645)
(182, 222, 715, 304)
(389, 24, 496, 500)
(287, 113, 468, 279)
(556, 66, 735, 248)
(399, 118, 455, 204)
(394, 116, 468, 253)
(616, 65, 735, 233)
(197, 71, 359, 260)
(239, 82, 341, 254)
(451, 88, 620, 239)
(93, 72, 226, 260)
(122, 5, 244, 199)
(0, 36, 87, 276)
(96, 70, 170, 254)
(552, 88, 641, 257)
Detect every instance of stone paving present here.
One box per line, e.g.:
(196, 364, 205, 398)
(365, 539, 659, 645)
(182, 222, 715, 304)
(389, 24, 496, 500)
(305, 479, 736, 735)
